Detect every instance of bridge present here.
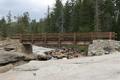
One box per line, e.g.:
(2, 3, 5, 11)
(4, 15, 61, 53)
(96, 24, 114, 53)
(11, 32, 116, 54)
(12, 32, 116, 45)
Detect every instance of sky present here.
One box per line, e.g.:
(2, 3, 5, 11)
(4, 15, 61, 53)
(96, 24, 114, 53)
(0, 0, 67, 20)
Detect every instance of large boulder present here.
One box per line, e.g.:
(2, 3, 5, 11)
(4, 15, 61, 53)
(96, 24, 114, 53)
(0, 39, 23, 53)
(0, 51, 25, 66)
(88, 40, 120, 56)
(0, 64, 14, 73)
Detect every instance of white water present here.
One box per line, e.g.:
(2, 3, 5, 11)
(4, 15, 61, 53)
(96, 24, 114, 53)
(32, 45, 54, 56)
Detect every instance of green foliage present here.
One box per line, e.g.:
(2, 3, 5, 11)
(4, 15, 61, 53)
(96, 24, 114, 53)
(0, 17, 7, 37)
(63, 0, 72, 32)
(100, 0, 115, 31)
(76, 0, 94, 32)
(17, 12, 30, 34)
(31, 19, 38, 33)
(48, 0, 64, 33)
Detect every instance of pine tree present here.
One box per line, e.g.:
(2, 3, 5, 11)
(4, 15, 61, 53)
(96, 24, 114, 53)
(22, 12, 30, 32)
(80, 0, 95, 32)
(50, 0, 63, 32)
(45, 6, 51, 33)
(95, 0, 101, 31)
(17, 12, 30, 33)
(6, 11, 12, 36)
(114, 0, 120, 40)
(71, 0, 81, 32)
(31, 19, 38, 33)
(64, 0, 71, 32)
(101, 0, 115, 31)
(69, 0, 76, 32)
(0, 17, 7, 37)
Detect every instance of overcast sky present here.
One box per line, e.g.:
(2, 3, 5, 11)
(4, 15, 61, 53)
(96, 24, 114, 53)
(0, 0, 67, 20)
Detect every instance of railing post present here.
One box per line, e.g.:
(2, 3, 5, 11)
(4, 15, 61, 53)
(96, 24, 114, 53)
(20, 34, 22, 43)
(31, 34, 34, 44)
(44, 33, 47, 46)
(91, 32, 93, 41)
(109, 32, 112, 40)
(74, 32, 76, 45)
(58, 33, 61, 47)
(115, 32, 117, 40)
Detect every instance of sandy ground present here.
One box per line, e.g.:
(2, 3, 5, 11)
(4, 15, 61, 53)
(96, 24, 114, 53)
(0, 52, 120, 80)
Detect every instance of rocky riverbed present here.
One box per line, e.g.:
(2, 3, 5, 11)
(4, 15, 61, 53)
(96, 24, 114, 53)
(0, 52, 120, 80)
(0, 39, 84, 73)
(1, 39, 120, 74)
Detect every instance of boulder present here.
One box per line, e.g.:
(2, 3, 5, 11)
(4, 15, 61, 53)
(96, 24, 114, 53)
(4, 45, 15, 51)
(88, 40, 120, 56)
(37, 55, 51, 60)
(0, 39, 23, 53)
(0, 52, 25, 65)
(0, 64, 13, 73)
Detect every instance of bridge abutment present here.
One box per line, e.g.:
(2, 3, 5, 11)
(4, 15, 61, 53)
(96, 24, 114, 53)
(22, 43, 33, 54)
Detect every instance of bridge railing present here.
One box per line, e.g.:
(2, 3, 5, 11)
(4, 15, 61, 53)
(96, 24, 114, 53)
(11, 32, 117, 45)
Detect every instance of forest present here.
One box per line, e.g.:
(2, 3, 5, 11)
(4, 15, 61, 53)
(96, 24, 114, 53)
(0, 0, 120, 39)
